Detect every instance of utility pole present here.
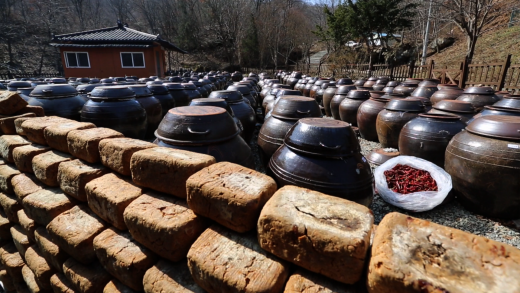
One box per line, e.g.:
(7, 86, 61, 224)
(421, 0, 433, 66)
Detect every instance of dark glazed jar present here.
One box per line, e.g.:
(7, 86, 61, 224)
(363, 77, 378, 87)
(208, 90, 256, 143)
(28, 84, 85, 121)
(429, 100, 475, 124)
(81, 86, 147, 139)
(303, 79, 315, 97)
(17, 87, 34, 101)
(155, 106, 254, 168)
(410, 86, 438, 99)
(269, 118, 374, 206)
(357, 97, 390, 142)
(227, 85, 256, 108)
(398, 113, 466, 167)
(189, 98, 244, 137)
(322, 85, 338, 117)
(406, 96, 432, 112)
(430, 88, 463, 105)
(258, 97, 321, 162)
(128, 85, 163, 139)
(468, 105, 520, 124)
(76, 84, 99, 102)
(7, 81, 31, 91)
(163, 83, 190, 107)
(315, 82, 330, 105)
(330, 85, 357, 120)
(376, 98, 425, 148)
(310, 80, 326, 99)
(493, 94, 520, 109)
(456, 86, 499, 111)
(354, 79, 367, 86)
(190, 81, 208, 98)
(338, 90, 371, 125)
(445, 115, 520, 219)
(181, 83, 202, 106)
(393, 82, 418, 96)
(148, 84, 175, 116)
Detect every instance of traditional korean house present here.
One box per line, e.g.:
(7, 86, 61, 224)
(50, 21, 186, 78)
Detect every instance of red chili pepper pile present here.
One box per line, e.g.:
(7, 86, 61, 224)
(384, 164, 438, 194)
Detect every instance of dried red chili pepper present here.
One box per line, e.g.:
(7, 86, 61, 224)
(383, 164, 438, 194)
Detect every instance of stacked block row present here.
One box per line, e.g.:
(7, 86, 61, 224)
(0, 109, 517, 293)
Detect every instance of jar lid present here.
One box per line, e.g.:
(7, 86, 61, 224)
(385, 98, 425, 112)
(208, 90, 243, 103)
(101, 78, 115, 84)
(366, 148, 400, 165)
(30, 84, 78, 98)
(463, 86, 495, 95)
(386, 81, 399, 87)
(347, 90, 371, 100)
(128, 85, 153, 97)
(466, 115, 520, 140)
(284, 118, 360, 157)
(155, 106, 239, 144)
(76, 84, 99, 93)
(433, 100, 475, 113)
(336, 78, 353, 85)
(227, 85, 250, 95)
(147, 84, 169, 95)
(336, 85, 357, 95)
(181, 83, 197, 90)
(89, 86, 136, 100)
(271, 96, 321, 120)
(190, 98, 232, 115)
(7, 81, 31, 88)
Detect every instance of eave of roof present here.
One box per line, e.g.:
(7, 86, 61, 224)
(51, 22, 187, 54)
(50, 43, 153, 48)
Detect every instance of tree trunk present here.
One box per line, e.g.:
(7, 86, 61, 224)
(38, 46, 46, 75)
(466, 35, 477, 63)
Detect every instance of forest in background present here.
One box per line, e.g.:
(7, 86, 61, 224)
(0, 0, 516, 75)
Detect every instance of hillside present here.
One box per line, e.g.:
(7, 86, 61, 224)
(427, 25, 520, 68)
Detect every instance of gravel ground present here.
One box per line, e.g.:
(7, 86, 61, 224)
(249, 121, 520, 248)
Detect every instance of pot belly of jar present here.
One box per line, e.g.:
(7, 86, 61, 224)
(269, 147, 374, 207)
(445, 133, 520, 219)
(156, 136, 254, 169)
(398, 131, 452, 167)
(81, 101, 147, 139)
(376, 112, 418, 148)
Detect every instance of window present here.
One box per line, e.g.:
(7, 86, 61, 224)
(65, 52, 90, 68)
(120, 52, 145, 68)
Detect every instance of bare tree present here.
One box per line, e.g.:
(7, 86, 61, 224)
(437, 0, 510, 62)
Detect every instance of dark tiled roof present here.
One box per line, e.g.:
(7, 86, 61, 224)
(50, 43, 152, 48)
(52, 22, 186, 53)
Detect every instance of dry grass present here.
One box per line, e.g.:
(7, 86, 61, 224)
(428, 25, 520, 68)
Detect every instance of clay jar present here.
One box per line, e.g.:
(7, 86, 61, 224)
(81, 86, 147, 139)
(469, 105, 520, 124)
(128, 85, 163, 139)
(147, 84, 175, 116)
(392, 82, 418, 96)
(410, 86, 438, 99)
(227, 85, 256, 108)
(398, 113, 466, 167)
(363, 77, 378, 87)
(315, 82, 331, 105)
(258, 96, 321, 161)
(189, 98, 244, 137)
(430, 88, 463, 105)
(330, 85, 357, 120)
(428, 100, 476, 124)
(208, 90, 256, 142)
(376, 98, 425, 148)
(338, 90, 371, 126)
(310, 80, 326, 99)
(28, 84, 85, 121)
(269, 118, 374, 206)
(406, 96, 432, 112)
(357, 97, 390, 142)
(169, 83, 197, 106)
(456, 86, 500, 111)
(264, 89, 302, 117)
(445, 115, 520, 219)
(323, 85, 338, 117)
(493, 94, 520, 109)
(155, 106, 254, 168)
(303, 79, 315, 97)
(354, 79, 366, 86)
